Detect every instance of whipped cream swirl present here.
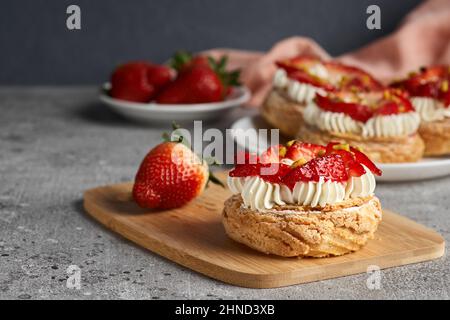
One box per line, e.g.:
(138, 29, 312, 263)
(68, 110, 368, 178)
(273, 69, 325, 104)
(410, 97, 450, 122)
(227, 165, 376, 211)
(304, 102, 420, 138)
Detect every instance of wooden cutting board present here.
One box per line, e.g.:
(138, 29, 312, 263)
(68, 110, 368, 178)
(83, 172, 445, 288)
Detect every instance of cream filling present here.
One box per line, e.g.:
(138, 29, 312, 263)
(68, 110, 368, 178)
(303, 102, 420, 138)
(227, 165, 376, 211)
(411, 97, 450, 122)
(273, 68, 326, 104)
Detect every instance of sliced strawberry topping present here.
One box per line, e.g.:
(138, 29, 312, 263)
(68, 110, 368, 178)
(439, 88, 450, 107)
(285, 141, 325, 162)
(229, 163, 291, 184)
(350, 147, 382, 176)
(259, 145, 286, 164)
(324, 142, 381, 177)
(323, 143, 365, 178)
(325, 141, 340, 154)
(315, 93, 374, 123)
(260, 163, 292, 184)
(391, 65, 450, 105)
(282, 154, 348, 189)
(346, 160, 366, 177)
(289, 70, 334, 90)
(276, 55, 322, 73)
(229, 163, 261, 178)
(229, 141, 382, 188)
(315, 89, 414, 123)
(374, 91, 414, 116)
(325, 62, 383, 92)
(275, 55, 383, 92)
(234, 151, 258, 165)
(375, 101, 401, 116)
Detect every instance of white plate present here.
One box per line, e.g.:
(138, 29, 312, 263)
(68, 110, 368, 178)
(230, 115, 450, 182)
(100, 83, 251, 123)
(375, 160, 450, 182)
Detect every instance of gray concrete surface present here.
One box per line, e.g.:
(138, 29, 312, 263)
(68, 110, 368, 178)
(0, 87, 448, 300)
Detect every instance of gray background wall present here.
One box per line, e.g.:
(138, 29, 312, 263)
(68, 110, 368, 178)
(0, 0, 422, 85)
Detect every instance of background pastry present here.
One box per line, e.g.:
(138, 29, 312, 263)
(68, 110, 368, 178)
(298, 89, 424, 163)
(261, 55, 383, 137)
(391, 65, 450, 156)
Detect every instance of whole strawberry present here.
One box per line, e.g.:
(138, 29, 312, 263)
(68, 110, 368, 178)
(156, 65, 223, 104)
(147, 64, 173, 90)
(156, 52, 241, 104)
(169, 51, 210, 74)
(132, 128, 222, 209)
(110, 61, 172, 103)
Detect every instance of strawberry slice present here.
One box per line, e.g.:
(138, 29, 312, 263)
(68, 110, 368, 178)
(229, 141, 382, 188)
(276, 55, 322, 73)
(284, 69, 335, 91)
(391, 65, 450, 104)
(325, 62, 383, 92)
(374, 91, 414, 116)
(325, 141, 340, 153)
(276, 56, 335, 91)
(439, 87, 450, 106)
(324, 143, 381, 177)
(374, 102, 401, 116)
(350, 147, 382, 176)
(229, 163, 261, 178)
(315, 93, 374, 123)
(282, 154, 348, 189)
(276, 55, 383, 92)
(234, 151, 258, 165)
(261, 163, 292, 183)
(285, 141, 325, 162)
(324, 143, 365, 177)
(229, 163, 291, 183)
(315, 89, 414, 123)
(259, 145, 287, 164)
(346, 160, 367, 177)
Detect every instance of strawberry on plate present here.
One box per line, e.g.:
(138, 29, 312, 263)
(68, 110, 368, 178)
(147, 64, 173, 90)
(275, 55, 383, 92)
(314, 89, 414, 123)
(132, 126, 223, 209)
(155, 65, 224, 104)
(170, 51, 211, 74)
(156, 52, 241, 104)
(110, 61, 173, 103)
